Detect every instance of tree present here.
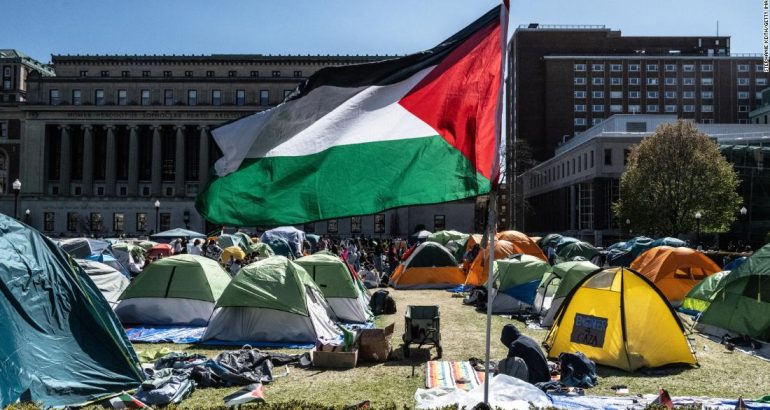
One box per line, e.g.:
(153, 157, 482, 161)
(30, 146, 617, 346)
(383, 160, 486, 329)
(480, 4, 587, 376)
(613, 120, 741, 237)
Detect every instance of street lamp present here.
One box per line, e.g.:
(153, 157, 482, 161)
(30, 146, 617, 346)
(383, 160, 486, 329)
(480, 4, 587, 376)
(695, 211, 702, 248)
(12, 179, 21, 220)
(24, 209, 30, 225)
(740, 206, 749, 244)
(154, 200, 160, 233)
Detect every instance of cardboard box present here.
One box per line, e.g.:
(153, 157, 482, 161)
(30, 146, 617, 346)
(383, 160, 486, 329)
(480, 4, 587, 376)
(311, 348, 358, 368)
(358, 323, 395, 362)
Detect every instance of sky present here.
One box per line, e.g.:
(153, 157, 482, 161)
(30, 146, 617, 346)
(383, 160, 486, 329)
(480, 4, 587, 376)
(1, 0, 762, 63)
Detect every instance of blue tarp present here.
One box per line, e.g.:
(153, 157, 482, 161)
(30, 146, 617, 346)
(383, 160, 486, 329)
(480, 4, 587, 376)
(501, 280, 540, 306)
(260, 226, 306, 258)
(724, 256, 748, 271)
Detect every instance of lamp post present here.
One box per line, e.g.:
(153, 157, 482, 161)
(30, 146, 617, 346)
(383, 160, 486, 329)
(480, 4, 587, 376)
(625, 218, 631, 241)
(24, 209, 30, 225)
(695, 211, 702, 248)
(740, 206, 748, 245)
(12, 179, 21, 220)
(154, 200, 160, 233)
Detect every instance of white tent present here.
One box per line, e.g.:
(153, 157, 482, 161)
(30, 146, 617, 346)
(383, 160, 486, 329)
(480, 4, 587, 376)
(76, 259, 130, 308)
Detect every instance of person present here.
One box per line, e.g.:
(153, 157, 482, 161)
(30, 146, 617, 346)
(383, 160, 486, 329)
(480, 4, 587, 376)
(172, 238, 183, 255)
(228, 259, 241, 276)
(189, 239, 203, 256)
(359, 263, 380, 289)
(500, 324, 550, 384)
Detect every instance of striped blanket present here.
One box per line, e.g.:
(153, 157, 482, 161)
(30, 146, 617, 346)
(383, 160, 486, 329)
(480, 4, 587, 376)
(426, 361, 485, 391)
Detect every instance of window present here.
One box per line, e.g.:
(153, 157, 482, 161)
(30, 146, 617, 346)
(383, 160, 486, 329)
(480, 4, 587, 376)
(665, 105, 677, 113)
(665, 77, 677, 85)
(701, 64, 713, 72)
(90, 213, 103, 232)
(610, 64, 622, 72)
(739, 105, 749, 112)
(738, 91, 749, 99)
(272, 70, 280, 77)
(665, 64, 677, 72)
(113, 213, 124, 232)
(647, 91, 659, 98)
(187, 89, 197, 106)
(574, 91, 586, 98)
(647, 78, 659, 86)
(80, 70, 88, 77)
(604, 149, 612, 165)
(592, 77, 604, 85)
(629, 91, 640, 99)
(592, 118, 604, 125)
(100, 70, 109, 77)
(163, 70, 172, 77)
(374, 214, 385, 233)
(738, 64, 749, 72)
(2, 79, 8, 90)
(758, 78, 768, 86)
(574, 77, 586, 85)
(683, 64, 695, 72)
(250, 70, 259, 77)
(664, 91, 677, 99)
(95, 89, 105, 105)
(184, 70, 192, 77)
(164, 89, 173, 105)
(610, 104, 623, 112)
(235, 89, 246, 106)
(629, 77, 640, 85)
(293, 70, 302, 77)
(646, 64, 658, 71)
(350, 216, 362, 233)
(702, 105, 713, 112)
(628, 64, 640, 72)
(683, 91, 695, 99)
(0, 121, 6, 138)
(136, 213, 147, 232)
(592, 91, 604, 98)
(757, 64, 765, 72)
(590, 150, 594, 168)
(574, 64, 586, 71)
(212, 89, 221, 106)
(701, 91, 713, 99)
(327, 219, 338, 233)
(647, 104, 659, 112)
(67, 212, 79, 232)
(206, 70, 215, 77)
(628, 104, 641, 113)
(737, 78, 750, 86)
(142, 70, 150, 77)
(44, 212, 55, 232)
(591, 64, 604, 72)
(592, 104, 604, 112)
(259, 89, 269, 105)
(574, 118, 587, 126)
(610, 77, 622, 85)
(121, 70, 130, 77)
(117, 89, 127, 106)
(141, 89, 150, 106)
(683, 78, 695, 85)
(610, 91, 623, 99)
(683, 105, 695, 112)
(702, 77, 713, 86)
(574, 104, 586, 112)
(49, 89, 60, 105)
(159, 213, 171, 231)
(228, 70, 236, 77)
(72, 89, 82, 105)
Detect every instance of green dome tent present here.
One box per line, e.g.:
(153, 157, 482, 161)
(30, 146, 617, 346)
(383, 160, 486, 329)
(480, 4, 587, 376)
(0, 214, 143, 407)
(253, 242, 275, 258)
(489, 254, 551, 314)
(427, 230, 468, 246)
(556, 241, 600, 264)
(203, 256, 343, 343)
(115, 254, 231, 326)
(681, 271, 730, 313)
(534, 260, 600, 327)
(295, 253, 373, 323)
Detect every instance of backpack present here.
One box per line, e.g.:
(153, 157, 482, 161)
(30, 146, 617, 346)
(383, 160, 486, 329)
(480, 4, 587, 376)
(559, 352, 598, 388)
(370, 290, 396, 315)
(495, 357, 529, 382)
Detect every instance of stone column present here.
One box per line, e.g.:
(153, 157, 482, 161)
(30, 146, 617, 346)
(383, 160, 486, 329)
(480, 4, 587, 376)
(58, 125, 71, 196)
(151, 125, 162, 196)
(127, 125, 139, 196)
(81, 125, 94, 196)
(105, 125, 116, 196)
(174, 125, 185, 197)
(198, 125, 210, 187)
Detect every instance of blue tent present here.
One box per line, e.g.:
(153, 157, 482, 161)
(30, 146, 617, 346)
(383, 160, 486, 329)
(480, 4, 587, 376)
(85, 252, 130, 277)
(724, 256, 748, 271)
(59, 237, 111, 258)
(260, 226, 305, 258)
(0, 214, 143, 407)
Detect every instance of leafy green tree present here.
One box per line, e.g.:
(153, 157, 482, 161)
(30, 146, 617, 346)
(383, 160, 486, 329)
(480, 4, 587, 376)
(613, 120, 741, 237)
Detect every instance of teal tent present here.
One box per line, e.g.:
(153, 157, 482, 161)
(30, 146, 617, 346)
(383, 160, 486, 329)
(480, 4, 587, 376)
(0, 214, 143, 407)
(555, 241, 600, 264)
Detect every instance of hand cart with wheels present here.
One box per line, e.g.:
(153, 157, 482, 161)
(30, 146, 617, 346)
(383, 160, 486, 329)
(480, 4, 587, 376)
(402, 305, 442, 359)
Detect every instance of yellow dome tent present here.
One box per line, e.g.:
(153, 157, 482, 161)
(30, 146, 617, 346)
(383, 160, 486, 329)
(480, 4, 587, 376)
(543, 267, 697, 372)
(222, 246, 246, 264)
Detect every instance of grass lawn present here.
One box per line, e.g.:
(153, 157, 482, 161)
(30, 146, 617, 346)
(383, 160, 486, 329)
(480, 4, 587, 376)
(129, 289, 770, 408)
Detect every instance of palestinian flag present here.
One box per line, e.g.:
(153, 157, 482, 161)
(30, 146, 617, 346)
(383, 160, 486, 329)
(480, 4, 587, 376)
(107, 392, 152, 409)
(223, 383, 266, 407)
(196, 5, 507, 226)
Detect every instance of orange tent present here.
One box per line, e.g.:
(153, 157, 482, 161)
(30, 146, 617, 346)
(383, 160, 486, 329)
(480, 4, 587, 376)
(465, 240, 516, 286)
(496, 230, 547, 261)
(389, 242, 466, 289)
(630, 246, 720, 303)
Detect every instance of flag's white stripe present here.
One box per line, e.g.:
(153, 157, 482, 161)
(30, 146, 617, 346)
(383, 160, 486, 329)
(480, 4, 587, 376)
(213, 66, 438, 176)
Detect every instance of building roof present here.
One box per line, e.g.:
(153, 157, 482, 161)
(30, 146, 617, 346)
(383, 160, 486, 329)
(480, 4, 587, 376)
(50, 53, 397, 65)
(0, 49, 55, 76)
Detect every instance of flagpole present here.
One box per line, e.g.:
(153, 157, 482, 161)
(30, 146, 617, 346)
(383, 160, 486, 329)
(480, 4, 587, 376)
(483, 189, 497, 405)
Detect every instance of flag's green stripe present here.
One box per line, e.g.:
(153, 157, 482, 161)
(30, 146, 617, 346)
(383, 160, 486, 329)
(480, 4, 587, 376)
(196, 135, 490, 226)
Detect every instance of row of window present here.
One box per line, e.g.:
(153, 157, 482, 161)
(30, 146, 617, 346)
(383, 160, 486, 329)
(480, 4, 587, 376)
(530, 148, 629, 189)
(45, 211, 160, 233)
(574, 90, 731, 99)
(306, 214, 445, 234)
(573, 103, 746, 115)
(574, 76, 766, 86)
(49, 88, 292, 106)
(575, 63, 764, 73)
(81, 69, 303, 78)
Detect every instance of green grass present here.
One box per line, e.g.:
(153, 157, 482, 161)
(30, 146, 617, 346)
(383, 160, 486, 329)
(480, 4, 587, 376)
(120, 290, 770, 408)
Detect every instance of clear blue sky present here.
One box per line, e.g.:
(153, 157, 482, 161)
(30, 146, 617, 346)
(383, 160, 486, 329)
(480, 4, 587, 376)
(1, 0, 761, 63)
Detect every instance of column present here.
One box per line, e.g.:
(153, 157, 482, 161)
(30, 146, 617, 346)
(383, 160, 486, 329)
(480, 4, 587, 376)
(58, 125, 71, 196)
(127, 125, 139, 196)
(198, 125, 209, 187)
(104, 125, 116, 196)
(174, 125, 185, 197)
(151, 125, 162, 196)
(81, 125, 94, 196)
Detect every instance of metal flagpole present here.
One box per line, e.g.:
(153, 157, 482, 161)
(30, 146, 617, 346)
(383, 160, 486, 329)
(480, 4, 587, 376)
(483, 190, 497, 405)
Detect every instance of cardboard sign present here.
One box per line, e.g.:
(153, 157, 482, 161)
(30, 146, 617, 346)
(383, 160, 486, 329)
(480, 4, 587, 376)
(570, 313, 608, 348)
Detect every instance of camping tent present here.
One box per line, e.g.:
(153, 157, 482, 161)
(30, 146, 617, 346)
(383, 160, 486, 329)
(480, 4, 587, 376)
(112, 242, 145, 270)
(85, 252, 130, 277)
(555, 241, 600, 264)
(260, 226, 305, 258)
(465, 240, 516, 286)
(630, 246, 720, 303)
(147, 243, 173, 259)
(59, 237, 112, 258)
(698, 244, 770, 342)
(295, 253, 373, 323)
(538, 233, 563, 250)
(253, 242, 275, 258)
(264, 236, 294, 259)
(428, 230, 468, 246)
(389, 242, 466, 289)
(115, 254, 231, 326)
(0, 214, 143, 407)
(217, 233, 245, 250)
(544, 267, 697, 371)
(488, 254, 551, 314)
(681, 271, 730, 313)
(137, 240, 157, 250)
(76, 259, 130, 308)
(150, 228, 207, 242)
(222, 246, 247, 264)
(496, 231, 547, 261)
(650, 237, 687, 249)
(533, 260, 600, 327)
(411, 230, 432, 242)
(203, 256, 343, 343)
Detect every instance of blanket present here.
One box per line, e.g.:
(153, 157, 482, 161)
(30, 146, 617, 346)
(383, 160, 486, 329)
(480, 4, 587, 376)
(425, 361, 485, 392)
